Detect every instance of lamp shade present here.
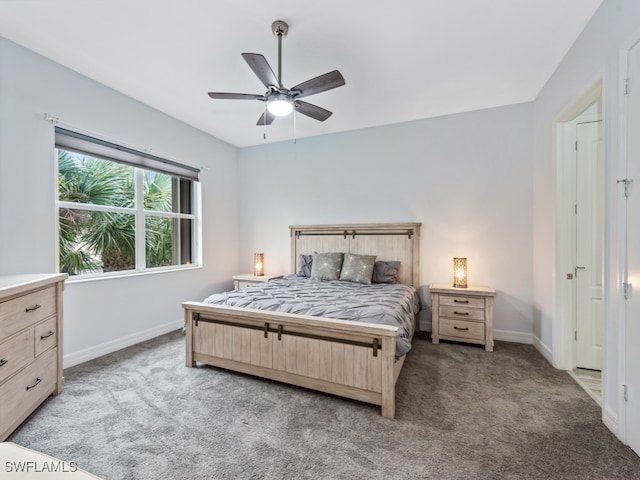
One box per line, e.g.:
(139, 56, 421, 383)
(453, 257, 468, 288)
(254, 253, 264, 276)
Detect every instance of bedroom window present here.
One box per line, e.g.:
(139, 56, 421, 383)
(55, 127, 200, 278)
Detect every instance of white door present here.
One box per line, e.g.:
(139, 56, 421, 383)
(625, 39, 640, 456)
(575, 120, 604, 370)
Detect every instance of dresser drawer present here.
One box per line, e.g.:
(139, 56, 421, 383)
(439, 294, 485, 309)
(0, 330, 34, 384)
(0, 286, 56, 339)
(439, 305, 485, 322)
(34, 316, 57, 357)
(0, 347, 57, 435)
(440, 318, 485, 341)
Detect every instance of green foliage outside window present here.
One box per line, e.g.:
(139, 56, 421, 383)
(58, 150, 178, 275)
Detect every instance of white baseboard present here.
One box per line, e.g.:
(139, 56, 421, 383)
(493, 329, 532, 344)
(63, 319, 184, 369)
(419, 322, 534, 345)
(603, 405, 619, 438)
(532, 334, 554, 365)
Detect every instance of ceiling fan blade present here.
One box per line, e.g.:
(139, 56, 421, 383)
(242, 53, 279, 88)
(208, 92, 264, 100)
(295, 100, 333, 122)
(291, 70, 345, 98)
(256, 111, 276, 126)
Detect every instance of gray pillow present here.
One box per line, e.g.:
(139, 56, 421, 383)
(310, 252, 344, 280)
(297, 254, 313, 277)
(339, 253, 377, 284)
(372, 261, 400, 284)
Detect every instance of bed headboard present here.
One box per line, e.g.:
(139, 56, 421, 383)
(289, 223, 421, 287)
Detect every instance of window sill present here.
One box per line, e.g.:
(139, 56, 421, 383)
(65, 264, 202, 285)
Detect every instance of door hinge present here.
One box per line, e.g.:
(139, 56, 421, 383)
(574, 203, 578, 214)
(575, 140, 578, 151)
(623, 282, 633, 300)
(617, 178, 631, 197)
(624, 78, 630, 95)
(623, 384, 628, 402)
(574, 330, 577, 341)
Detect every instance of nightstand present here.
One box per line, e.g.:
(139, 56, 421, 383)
(232, 274, 283, 289)
(430, 283, 496, 351)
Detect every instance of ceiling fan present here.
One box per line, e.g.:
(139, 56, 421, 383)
(207, 20, 345, 126)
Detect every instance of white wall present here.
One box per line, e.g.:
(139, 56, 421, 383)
(532, 0, 640, 436)
(238, 103, 534, 339)
(0, 38, 240, 365)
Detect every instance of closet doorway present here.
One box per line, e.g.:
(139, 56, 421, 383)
(554, 84, 604, 402)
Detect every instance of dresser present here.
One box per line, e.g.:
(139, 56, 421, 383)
(430, 283, 496, 351)
(0, 273, 67, 441)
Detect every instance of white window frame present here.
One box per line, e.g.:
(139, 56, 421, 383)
(55, 129, 201, 280)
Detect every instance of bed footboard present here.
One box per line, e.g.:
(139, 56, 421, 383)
(183, 301, 400, 418)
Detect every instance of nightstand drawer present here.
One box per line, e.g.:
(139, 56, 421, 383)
(235, 280, 255, 289)
(439, 305, 485, 322)
(439, 295, 485, 309)
(440, 318, 485, 341)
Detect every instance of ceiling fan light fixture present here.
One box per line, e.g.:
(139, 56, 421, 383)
(266, 94, 294, 116)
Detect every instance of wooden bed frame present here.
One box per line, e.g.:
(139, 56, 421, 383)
(183, 222, 421, 418)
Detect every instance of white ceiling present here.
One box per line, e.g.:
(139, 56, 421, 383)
(0, 0, 603, 148)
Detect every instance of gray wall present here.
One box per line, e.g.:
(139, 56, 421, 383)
(238, 103, 534, 338)
(0, 38, 240, 364)
(532, 0, 640, 432)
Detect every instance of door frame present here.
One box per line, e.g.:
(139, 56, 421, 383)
(615, 33, 640, 449)
(553, 77, 603, 373)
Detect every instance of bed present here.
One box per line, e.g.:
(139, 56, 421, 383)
(183, 222, 421, 418)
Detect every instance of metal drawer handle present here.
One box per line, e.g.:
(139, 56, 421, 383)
(454, 299, 469, 304)
(453, 311, 470, 316)
(0, 358, 7, 368)
(453, 326, 470, 331)
(40, 330, 55, 339)
(26, 377, 42, 391)
(25, 304, 42, 312)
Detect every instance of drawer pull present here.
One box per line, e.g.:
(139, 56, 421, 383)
(26, 377, 42, 391)
(40, 330, 55, 339)
(454, 299, 469, 304)
(453, 311, 470, 316)
(25, 304, 42, 312)
(0, 358, 7, 368)
(454, 326, 470, 331)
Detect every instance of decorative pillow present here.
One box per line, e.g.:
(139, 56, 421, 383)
(372, 261, 400, 284)
(297, 254, 313, 277)
(339, 253, 377, 284)
(310, 252, 344, 280)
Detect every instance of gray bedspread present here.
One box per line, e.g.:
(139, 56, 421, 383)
(202, 275, 420, 357)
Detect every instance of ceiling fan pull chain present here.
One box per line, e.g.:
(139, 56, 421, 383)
(293, 109, 297, 144)
(263, 103, 267, 140)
